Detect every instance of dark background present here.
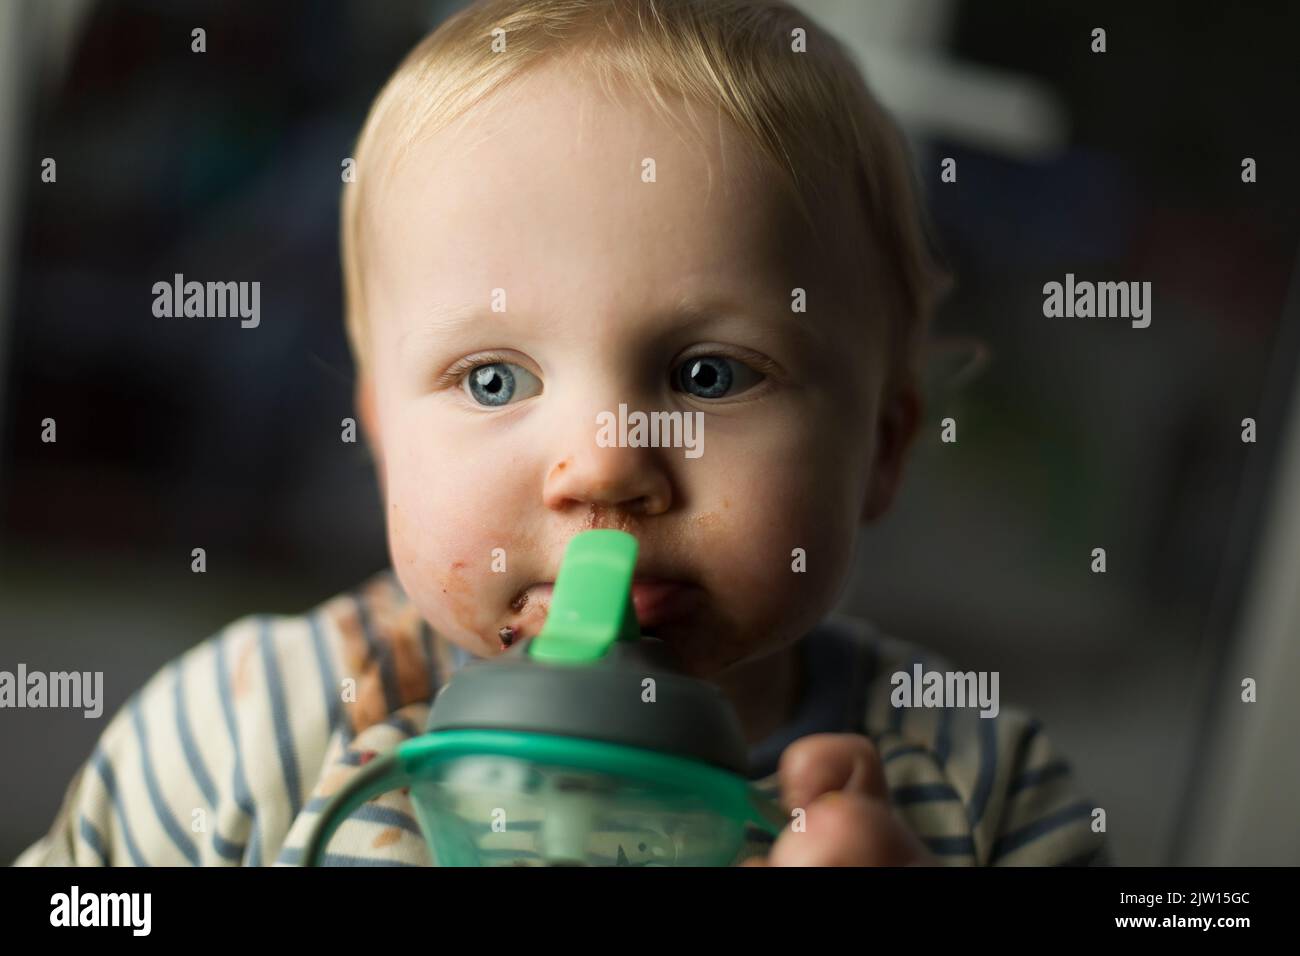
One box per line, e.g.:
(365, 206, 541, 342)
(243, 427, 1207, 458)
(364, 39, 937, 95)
(2, 0, 1298, 865)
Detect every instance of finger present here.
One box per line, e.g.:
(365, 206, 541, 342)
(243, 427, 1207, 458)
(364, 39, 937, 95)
(777, 733, 888, 813)
(738, 855, 769, 867)
(768, 791, 932, 867)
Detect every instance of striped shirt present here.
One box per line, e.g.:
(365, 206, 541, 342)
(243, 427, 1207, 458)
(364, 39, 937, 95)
(12, 569, 1108, 866)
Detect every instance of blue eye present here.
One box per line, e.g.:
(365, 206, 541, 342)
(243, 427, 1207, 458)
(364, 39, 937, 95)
(462, 362, 541, 407)
(674, 356, 762, 399)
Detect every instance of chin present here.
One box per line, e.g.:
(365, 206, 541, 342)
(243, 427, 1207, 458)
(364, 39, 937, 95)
(648, 623, 760, 680)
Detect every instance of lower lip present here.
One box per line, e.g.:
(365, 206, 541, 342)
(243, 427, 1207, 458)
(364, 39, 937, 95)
(629, 580, 704, 629)
(520, 580, 703, 632)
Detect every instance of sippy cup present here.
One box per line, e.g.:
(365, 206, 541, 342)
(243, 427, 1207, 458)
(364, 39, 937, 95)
(303, 528, 789, 866)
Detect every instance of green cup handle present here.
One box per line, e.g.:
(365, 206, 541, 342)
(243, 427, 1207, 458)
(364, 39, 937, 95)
(746, 790, 791, 840)
(716, 790, 789, 864)
(302, 749, 412, 866)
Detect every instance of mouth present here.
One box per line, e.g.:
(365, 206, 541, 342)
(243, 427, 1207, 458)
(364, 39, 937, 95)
(503, 577, 704, 645)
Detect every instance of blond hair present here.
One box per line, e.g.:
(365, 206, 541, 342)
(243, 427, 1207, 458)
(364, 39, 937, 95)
(341, 0, 948, 391)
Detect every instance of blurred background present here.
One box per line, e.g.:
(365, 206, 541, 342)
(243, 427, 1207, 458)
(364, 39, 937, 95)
(1, 0, 1298, 866)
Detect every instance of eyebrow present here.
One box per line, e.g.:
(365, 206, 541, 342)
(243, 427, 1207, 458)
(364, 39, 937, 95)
(397, 302, 497, 346)
(399, 291, 830, 353)
(658, 294, 829, 348)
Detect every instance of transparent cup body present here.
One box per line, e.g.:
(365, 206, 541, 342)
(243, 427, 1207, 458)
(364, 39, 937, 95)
(409, 754, 748, 866)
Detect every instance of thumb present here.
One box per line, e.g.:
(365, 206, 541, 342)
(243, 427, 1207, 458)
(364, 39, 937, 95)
(777, 733, 888, 812)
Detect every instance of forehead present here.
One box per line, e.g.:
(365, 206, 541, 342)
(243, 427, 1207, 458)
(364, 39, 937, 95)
(366, 57, 870, 339)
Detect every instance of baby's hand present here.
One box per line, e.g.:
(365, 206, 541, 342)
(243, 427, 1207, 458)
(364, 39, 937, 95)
(743, 733, 937, 867)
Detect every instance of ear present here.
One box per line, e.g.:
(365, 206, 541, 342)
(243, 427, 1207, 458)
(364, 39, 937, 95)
(861, 380, 923, 524)
(355, 374, 385, 485)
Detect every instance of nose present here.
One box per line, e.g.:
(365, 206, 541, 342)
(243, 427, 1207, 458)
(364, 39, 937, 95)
(543, 440, 675, 518)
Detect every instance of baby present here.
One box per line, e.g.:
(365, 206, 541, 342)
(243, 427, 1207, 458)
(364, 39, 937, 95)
(16, 0, 1106, 866)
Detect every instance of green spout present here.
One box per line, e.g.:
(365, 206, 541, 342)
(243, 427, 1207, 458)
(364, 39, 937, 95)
(528, 529, 641, 664)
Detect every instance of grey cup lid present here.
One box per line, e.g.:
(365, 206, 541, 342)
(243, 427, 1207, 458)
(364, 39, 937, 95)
(424, 636, 753, 775)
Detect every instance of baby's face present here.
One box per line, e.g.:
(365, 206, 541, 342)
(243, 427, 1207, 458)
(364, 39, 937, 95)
(361, 59, 910, 678)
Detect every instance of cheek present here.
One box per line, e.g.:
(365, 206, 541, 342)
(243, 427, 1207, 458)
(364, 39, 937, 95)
(716, 470, 855, 599)
(382, 419, 521, 648)
(386, 493, 482, 647)
(712, 402, 866, 554)
(385, 439, 462, 576)
(690, 418, 866, 650)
